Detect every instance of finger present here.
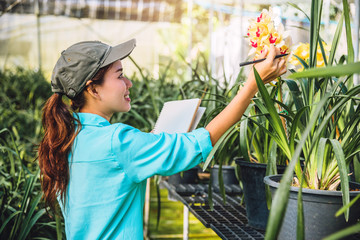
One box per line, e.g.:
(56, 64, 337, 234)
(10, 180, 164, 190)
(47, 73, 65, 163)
(278, 60, 287, 75)
(278, 58, 285, 68)
(255, 48, 268, 60)
(275, 46, 281, 56)
(266, 44, 276, 62)
(277, 59, 286, 72)
(282, 62, 288, 74)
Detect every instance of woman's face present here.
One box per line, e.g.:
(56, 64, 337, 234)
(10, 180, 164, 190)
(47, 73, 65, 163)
(96, 60, 132, 114)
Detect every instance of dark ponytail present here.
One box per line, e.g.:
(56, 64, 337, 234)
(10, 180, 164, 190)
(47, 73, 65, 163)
(38, 64, 111, 212)
(38, 93, 82, 211)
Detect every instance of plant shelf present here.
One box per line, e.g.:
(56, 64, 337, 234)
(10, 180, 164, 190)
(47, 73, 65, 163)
(161, 180, 360, 240)
(161, 180, 265, 240)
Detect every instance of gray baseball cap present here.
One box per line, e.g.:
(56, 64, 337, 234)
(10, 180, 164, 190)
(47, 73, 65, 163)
(51, 39, 136, 98)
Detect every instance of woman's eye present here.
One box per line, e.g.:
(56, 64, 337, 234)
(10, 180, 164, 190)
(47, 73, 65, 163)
(118, 73, 124, 79)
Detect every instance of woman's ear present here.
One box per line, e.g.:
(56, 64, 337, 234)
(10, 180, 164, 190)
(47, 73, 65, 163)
(85, 81, 100, 99)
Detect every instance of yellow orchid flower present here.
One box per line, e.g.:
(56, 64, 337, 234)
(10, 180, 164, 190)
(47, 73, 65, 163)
(290, 42, 331, 71)
(246, 8, 291, 58)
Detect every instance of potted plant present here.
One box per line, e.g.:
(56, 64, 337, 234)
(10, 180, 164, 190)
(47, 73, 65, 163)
(249, 1, 360, 239)
(203, 7, 292, 229)
(234, 101, 288, 230)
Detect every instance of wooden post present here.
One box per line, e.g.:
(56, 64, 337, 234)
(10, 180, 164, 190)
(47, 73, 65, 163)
(35, 0, 42, 70)
(187, 0, 193, 80)
(183, 206, 189, 240)
(143, 178, 151, 240)
(354, 0, 360, 86)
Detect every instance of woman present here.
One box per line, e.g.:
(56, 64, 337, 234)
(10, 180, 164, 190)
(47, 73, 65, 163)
(38, 39, 286, 239)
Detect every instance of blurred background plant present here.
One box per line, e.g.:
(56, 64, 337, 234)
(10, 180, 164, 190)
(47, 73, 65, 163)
(0, 68, 63, 239)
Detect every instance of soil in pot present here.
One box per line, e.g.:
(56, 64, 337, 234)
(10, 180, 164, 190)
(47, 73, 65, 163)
(264, 174, 360, 240)
(235, 158, 286, 230)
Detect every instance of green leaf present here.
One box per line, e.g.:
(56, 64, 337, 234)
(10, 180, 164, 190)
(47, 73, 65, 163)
(289, 107, 307, 154)
(323, 222, 360, 240)
(247, 117, 288, 160)
(156, 181, 161, 230)
(318, 37, 328, 66)
(289, 62, 360, 79)
(208, 174, 214, 210)
(218, 163, 226, 204)
(285, 80, 305, 113)
(342, 0, 354, 65)
(253, 67, 291, 159)
(296, 184, 305, 240)
(309, 0, 322, 67)
(329, 139, 349, 221)
(18, 193, 43, 239)
(335, 194, 360, 217)
(0, 211, 21, 234)
(19, 208, 46, 240)
(328, 13, 344, 65)
(265, 140, 278, 209)
(239, 117, 250, 162)
(316, 138, 328, 179)
(202, 122, 239, 170)
(55, 205, 63, 240)
(288, 2, 310, 20)
(293, 54, 309, 70)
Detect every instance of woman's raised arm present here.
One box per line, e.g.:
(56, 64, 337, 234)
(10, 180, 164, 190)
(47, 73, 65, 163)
(205, 44, 287, 145)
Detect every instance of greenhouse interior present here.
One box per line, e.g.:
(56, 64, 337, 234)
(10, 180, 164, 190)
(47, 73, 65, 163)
(1, 0, 360, 239)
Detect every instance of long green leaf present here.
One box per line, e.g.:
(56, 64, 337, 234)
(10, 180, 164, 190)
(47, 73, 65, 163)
(323, 222, 360, 240)
(253, 68, 291, 158)
(318, 37, 328, 66)
(342, 0, 354, 65)
(328, 13, 344, 65)
(285, 80, 305, 112)
(239, 118, 250, 162)
(316, 138, 328, 179)
(309, 0, 322, 67)
(265, 140, 278, 209)
(202, 122, 239, 170)
(247, 118, 289, 159)
(289, 107, 307, 154)
(335, 194, 360, 217)
(311, 86, 360, 154)
(55, 205, 63, 240)
(289, 62, 360, 79)
(19, 193, 43, 240)
(288, 2, 310, 20)
(0, 211, 21, 234)
(19, 208, 46, 240)
(296, 183, 304, 240)
(329, 139, 349, 220)
(293, 55, 309, 70)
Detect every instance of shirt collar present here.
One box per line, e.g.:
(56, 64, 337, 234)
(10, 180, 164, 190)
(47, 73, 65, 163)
(74, 112, 111, 127)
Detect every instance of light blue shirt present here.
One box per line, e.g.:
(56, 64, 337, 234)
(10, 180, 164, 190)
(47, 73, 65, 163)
(59, 113, 213, 239)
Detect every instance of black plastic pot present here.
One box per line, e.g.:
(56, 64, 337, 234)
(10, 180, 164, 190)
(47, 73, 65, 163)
(168, 167, 199, 185)
(264, 174, 360, 240)
(210, 165, 239, 187)
(235, 158, 285, 230)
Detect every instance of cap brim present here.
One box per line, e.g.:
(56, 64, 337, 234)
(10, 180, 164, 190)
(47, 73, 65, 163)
(100, 39, 136, 68)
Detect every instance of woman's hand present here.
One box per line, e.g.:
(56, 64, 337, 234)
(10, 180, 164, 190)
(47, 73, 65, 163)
(250, 44, 287, 85)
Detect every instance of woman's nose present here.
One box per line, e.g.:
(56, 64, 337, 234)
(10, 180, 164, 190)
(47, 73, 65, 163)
(125, 78, 132, 88)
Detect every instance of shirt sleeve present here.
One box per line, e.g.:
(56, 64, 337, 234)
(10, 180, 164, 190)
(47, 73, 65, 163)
(112, 124, 213, 183)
